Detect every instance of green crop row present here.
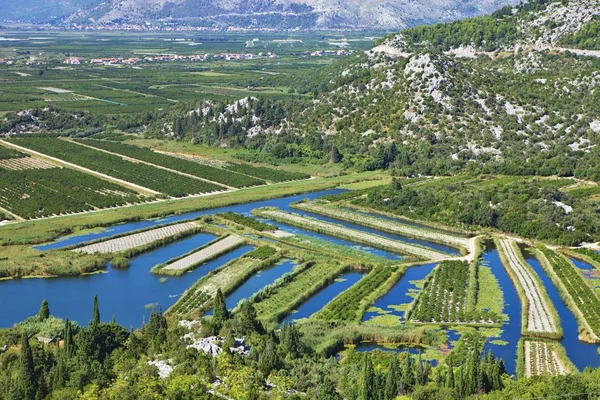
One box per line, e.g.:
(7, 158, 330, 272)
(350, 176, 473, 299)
(538, 246, 600, 337)
(0, 167, 144, 219)
(0, 146, 24, 159)
(409, 261, 501, 324)
(11, 138, 223, 197)
(224, 162, 309, 182)
(314, 266, 397, 322)
(79, 139, 264, 188)
(217, 211, 276, 231)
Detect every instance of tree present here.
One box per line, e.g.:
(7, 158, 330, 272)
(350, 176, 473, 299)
(213, 289, 229, 328)
(91, 295, 100, 325)
(384, 356, 400, 400)
(360, 355, 375, 400)
(235, 301, 262, 336)
(38, 300, 50, 320)
(17, 333, 36, 400)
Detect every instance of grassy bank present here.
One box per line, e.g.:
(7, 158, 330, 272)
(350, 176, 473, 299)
(0, 171, 385, 246)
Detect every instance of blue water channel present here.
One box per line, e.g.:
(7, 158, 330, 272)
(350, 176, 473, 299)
(480, 246, 522, 376)
(205, 259, 299, 315)
(362, 263, 438, 324)
(34, 189, 348, 251)
(524, 252, 600, 371)
(280, 272, 365, 325)
(293, 209, 460, 256)
(0, 228, 254, 328)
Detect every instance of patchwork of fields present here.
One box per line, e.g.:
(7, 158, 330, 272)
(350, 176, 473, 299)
(0, 138, 311, 220)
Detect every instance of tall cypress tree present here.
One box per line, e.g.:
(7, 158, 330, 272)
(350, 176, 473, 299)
(38, 300, 50, 320)
(212, 289, 229, 326)
(360, 355, 374, 400)
(91, 294, 100, 325)
(63, 318, 74, 359)
(384, 356, 399, 400)
(18, 333, 36, 400)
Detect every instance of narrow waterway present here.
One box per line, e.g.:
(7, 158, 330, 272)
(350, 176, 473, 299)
(361, 263, 438, 324)
(205, 259, 299, 315)
(524, 252, 600, 371)
(280, 271, 365, 325)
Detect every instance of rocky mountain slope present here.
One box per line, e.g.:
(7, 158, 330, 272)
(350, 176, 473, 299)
(161, 0, 600, 180)
(2, 0, 518, 30)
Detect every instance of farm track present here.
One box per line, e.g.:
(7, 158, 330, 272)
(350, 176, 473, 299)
(257, 209, 448, 260)
(68, 139, 235, 191)
(73, 222, 198, 254)
(524, 340, 568, 378)
(0, 140, 160, 196)
(162, 235, 245, 272)
(293, 202, 469, 249)
(498, 239, 559, 335)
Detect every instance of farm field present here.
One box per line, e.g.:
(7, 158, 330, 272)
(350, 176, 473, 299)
(77, 139, 267, 188)
(497, 238, 561, 338)
(292, 201, 470, 250)
(523, 340, 571, 378)
(254, 208, 449, 260)
(7, 138, 226, 196)
(0, 148, 148, 219)
(409, 260, 501, 325)
(537, 246, 600, 342)
(168, 249, 280, 317)
(155, 235, 245, 275)
(73, 222, 199, 255)
(252, 261, 348, 323)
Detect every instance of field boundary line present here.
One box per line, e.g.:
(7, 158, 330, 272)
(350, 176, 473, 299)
(68, 139, 236, 190)
(0, 140, 160, 196)
(0, 205, 24, 221)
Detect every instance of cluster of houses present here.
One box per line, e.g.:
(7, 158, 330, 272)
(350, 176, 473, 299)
(0, 59, 16, 65)
(63, 52, 280, 66)
(309, 49, 353, 57)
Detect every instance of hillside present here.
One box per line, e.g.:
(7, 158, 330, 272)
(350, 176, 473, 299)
(158, 0, 600, 180)
(2, 0, 518, 30)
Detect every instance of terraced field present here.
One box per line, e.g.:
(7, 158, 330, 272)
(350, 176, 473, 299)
(255, 209, 448, 260)
(73, 222, 198, 254)
(156, 235, 245, 274)
(293, 201, 469, 249)
(524, 340, 569, 378)
(497, 239, 560, 337)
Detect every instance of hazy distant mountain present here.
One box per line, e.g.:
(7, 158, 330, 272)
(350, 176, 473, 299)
(0, 0, 520, 30)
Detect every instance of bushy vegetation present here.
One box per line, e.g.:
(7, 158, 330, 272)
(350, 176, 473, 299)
(315, 266, 396, 322)
(559, 16, 600, 50)
(11, 138, 224, 196)
(217, 211, 276, 231)
(244, 246, 277, 260)
(0, 146, 24, 159)
(0, 167, 144, 219)
(224, 162, 310, 182)
(356, 176, 600, 245)
(538, 246, 600, 338)
(409, 261, 501, 324)
(79, 139, 264, 188)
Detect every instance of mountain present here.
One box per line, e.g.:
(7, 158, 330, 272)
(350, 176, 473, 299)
(1, 0, 519, 30)
(151, 0, 600, 181)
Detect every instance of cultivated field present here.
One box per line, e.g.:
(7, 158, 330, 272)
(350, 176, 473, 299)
(0, 166, 146, 219)
(497, 239, 560, 337)
(0, 157, 56, 171)
(73, 222, 198, 254)
(9, 138, 225, 197)
(523, 340, 569, 378)
(409, 260, 501, 325)
(255, 208, 448, 260)
(157, 235, 245, 274)
(293, 201, 469, 249)
(537, 246, 600, 341)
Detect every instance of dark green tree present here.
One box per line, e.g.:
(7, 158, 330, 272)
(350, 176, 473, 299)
(38, 300, 50, 320)
(360, 355, 375, 400)
(212, 289, 229, 327)
(17, 333, 36, 400)
(91, 294, 100, 325)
